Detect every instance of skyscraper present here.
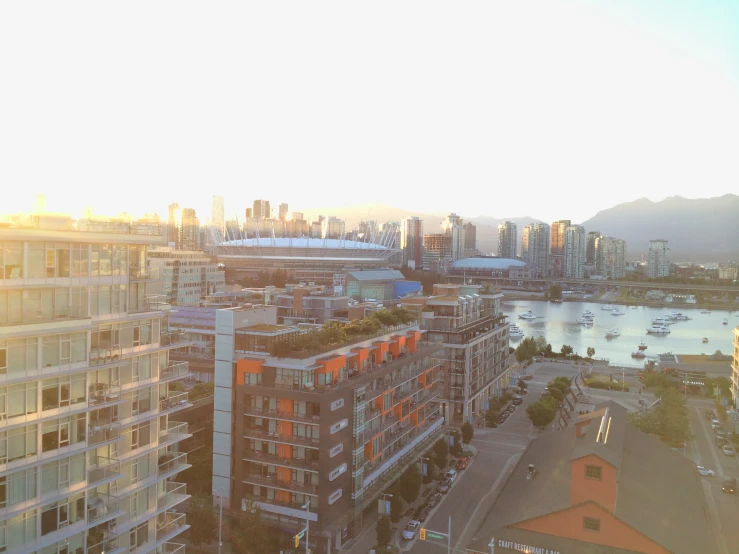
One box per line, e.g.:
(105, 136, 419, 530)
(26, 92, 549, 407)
(564, 225, 586, 278)
(647, 239, 670, 278)
(463, 222, 477, 257)
(253, 199, 271, 220)
(586, 231, 600, 265)
(401, 216, 424, 269)
(278, 203, 289, 222)
(442, 213, 465, 261)
(595, 236, 626, 279)
(497, 221, 517, 259)
(212, 195, 225, 233)
(167, 202, 180, 244)
(550, 219, 571, 277)
(522, 223, 550, 278)
(178, 208, 199, 250)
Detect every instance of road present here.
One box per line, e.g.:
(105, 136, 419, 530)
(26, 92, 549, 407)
(687, 404, 739, 554)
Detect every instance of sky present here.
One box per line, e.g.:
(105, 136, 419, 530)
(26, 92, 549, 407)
(1, 0, 737, 224)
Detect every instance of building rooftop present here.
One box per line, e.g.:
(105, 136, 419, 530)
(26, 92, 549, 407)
(451, 257, 526, 270)
(347, 269, 405, 281)
(221, 237, 388, 249)
(468, 401, 711, 554)
(238, 323, 294, 333)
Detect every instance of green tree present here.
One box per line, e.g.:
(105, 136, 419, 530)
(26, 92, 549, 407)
(376, 515, 392, 548)
(461, 421, 474, 445)
(546, 284, 562, 300)
(389, 492, 407, 522)
(628, 388, 691, 447)
(485, 408, 499, 427)
(180, 447, 214, 495)
(586, 347, 595, 359)
(515, 337, 537, 363)
(534, 336, 548, 353)
(433, 438, 449, 469)
(230, 500, 276, 554)
(450, 429, 463, 456)
(547, 377, 572, 401)
(560, 344, 574, 356)
(186, 494, 217, 547)
(526, 397, 558, 429)
(398, 465, 422, 504)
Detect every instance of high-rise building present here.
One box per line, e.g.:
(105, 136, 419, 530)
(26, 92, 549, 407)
(595, 236, 626, 279)
(327, 217, 345, 239)
(212, 307, 444, 552)
(497, 221, 517, 259)
(647, 239, 670, 278)
(177, 208, 200, 250)
(167, 202, 180, 244)
(731, 327, 739, 406)
(148, 247, 226, 305)
(278, 203, 289, 222)
(463, 222, 477, 258)
(291, 212, 304, 221)
(212, 195, 225, 233)
(401, 217, 424, 269)
(0, 217, 192, 554)
(245, 207, 253, 219)
(253, 199, 271, 220)
(586, 231, 600, 265)
(521, 223, 550, 278)
(564, 225, 586, 278)
(442, 213, 464, 261)
(550, 220, 571, 277)
(423, 234, 452, 273)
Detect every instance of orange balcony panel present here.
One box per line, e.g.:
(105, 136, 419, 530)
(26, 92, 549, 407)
(278, 398, 293, 413)
(277, 444, 291, 459)
(351, 347, 371, 372)
(277, 466, 291, 483)
(236, 359, 264, 385)
(276, 421, 291, 435)
(317, 355, 346, 384)
(276, 489, 290, 502)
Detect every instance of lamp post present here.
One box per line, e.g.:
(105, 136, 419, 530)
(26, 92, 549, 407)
(381, 493, 393, 517)
(302, 501, 310, 554)
(419, 457, 430, 481)
(212, 488, 224, 554)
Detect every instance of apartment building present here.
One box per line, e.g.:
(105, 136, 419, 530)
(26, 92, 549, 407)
(146, 248, 225, 307)
(212, 307, 443, 552)
(594, 236, 626, 279)
(550, 220, 571, 277)
(731, 327, 739, 408)
(274, 283, 349, 325)
(400, 217, 424, 270)
(564, 225, 586, 279)
(647, 240, 670, 278)
(497, 221, 517, 259)
(0, 216, 192, 554)
(521, 223, 550, 279)
(404, 284, 512, 425)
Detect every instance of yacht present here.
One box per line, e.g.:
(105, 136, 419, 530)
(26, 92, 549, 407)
(652, 317, 673, 326)
(509, 325, 524, 339)
(605, 329, 620, 338)
(631, 351, 646, 359)
(631, 306, 638, 309)
(610, 309, 625, 316)
(582, 310, 595, 317)
(702, 337, 709, 343)
(647, 325, 670, 335)
(701, 310, 711, 314)
(637, 343, 648, 351)
(668, 312, 691, 321)
(602, 305, 614, 311)
(519, 311, 537, 320)
(577, 317, 594, 325)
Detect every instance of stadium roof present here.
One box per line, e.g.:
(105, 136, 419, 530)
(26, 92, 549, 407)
(347, 269, 405, 281)
(451, 257, 525, 270)
(221, 237, 388, 250)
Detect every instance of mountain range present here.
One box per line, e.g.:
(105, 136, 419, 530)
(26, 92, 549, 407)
(336, 195, 739, 262)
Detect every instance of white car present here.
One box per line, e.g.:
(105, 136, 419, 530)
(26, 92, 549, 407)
(402, 520, 420, 541)
(696, 465, 715, 477)
(723, 445, 736, 457)
(445, 469, 458, 482)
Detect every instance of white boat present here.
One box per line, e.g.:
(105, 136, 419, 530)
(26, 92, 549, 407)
(701, 310, 711, 314)
(602, 305, 614, 311)
(611, 309, 625, 316)
(605, 329, 620, 338)
(647, 325, 670, 335)
(702, 337, 709, 343)
(652, 317, 673, 326)
(582, 310, 595, 317)
(668, 312, 691, 321)
(509, 325, 524, 339)
(723, 318, 729, 325)
(577, 317, 594, 325)
(631, 306, 638, 309)
(519, 311, 537, 320)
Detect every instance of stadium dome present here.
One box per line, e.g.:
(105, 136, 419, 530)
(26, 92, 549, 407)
(221, 237, 388, 250)
(451, 257, 526, 270)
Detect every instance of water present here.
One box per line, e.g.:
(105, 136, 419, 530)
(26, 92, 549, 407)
(503, 300, 737, 366)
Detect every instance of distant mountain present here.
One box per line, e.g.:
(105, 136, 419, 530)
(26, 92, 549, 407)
(579, 194, 739, 262)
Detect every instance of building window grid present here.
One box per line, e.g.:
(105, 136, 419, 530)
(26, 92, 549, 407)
(583, 516, 601, 532)
(585, 464, 602, 480)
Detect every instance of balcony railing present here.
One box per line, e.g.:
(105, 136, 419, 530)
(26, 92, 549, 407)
(89, 384, 122, 407)
(155, 544, 186, 554)
(160, 331, 189, 347)
(90, 347, 123, 366)
(87, 535, 120, 554)
(160, 361, 190, 380)
(160, 421, 190, 444)
(244, 405, 321, 424)
(3, 304, 89, 327)
(159, 391, 189, 412)
(88, 456, 121, 485)
(243, 473, 318, 495)
(156, 512, 187, 541)
(245, 493, 315, 513)
(243, 449, 320, 472)
(87, 493, 120, 524)
(243, 426, 319, 447)
(129, 295, 170, 314)
(88, 422, 122, 446)
(158, 452, 189, 476)
(129, 266, 160, 281)
(157, 482, 189, 510)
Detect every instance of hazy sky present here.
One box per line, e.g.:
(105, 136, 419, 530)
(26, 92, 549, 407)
(1, 0, 737, 224)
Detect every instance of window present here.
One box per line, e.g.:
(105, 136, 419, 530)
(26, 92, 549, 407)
(6, 509, 37, 549)
(40, 493, 84, 536)
(585, 464, 602, 480)
(1, 241, 24, 279)
(41, 374, 86, 411)
(1, 338, 38, 374)
(583, 516, 601, 532)
(129, 522, 148, 549)
(7, 382, 38, 419)
(2, 467, 37, 508)
(8, 425, 38, 462)
(41, 455, 85, 496)
(130, 422, 152, 450)
(244, 372, 262, 385)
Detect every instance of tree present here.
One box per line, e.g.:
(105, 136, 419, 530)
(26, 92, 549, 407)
(586, 347, 595, 359)
(518, 378, 527, 390)
(389, 492, 407, 522)
(461, 421, 474, 445)
(180, 446, 214, 495)
(628, 387, 691, 447)
(422, 456, 436, 484)
(560, 344, 574, 356)
(450, 429, 463, 456)
(186, 494, 217, 547)
(515, 337, 537, 363)
(534, 336, 547, 353)
(376, 515, 392, 548)
(547, 377, 572, 401)
(526, 397, 558, 429)
(485, 408, 499, 427)
(398, 465, 422, 504)
(546, 284, 562, 300)
(230, 500, 276, 554)
(433, 438, 449, 469)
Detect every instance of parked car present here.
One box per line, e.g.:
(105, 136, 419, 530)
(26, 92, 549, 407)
(413, 504, 426, 519)
(723, 477, 737, 493)
(437, 479, 451, 494)
(513, 395, 523, 405)
(706, 410, 716, 421)
(427, 492, 442, 508)
(435, 471, 447, 482)
(445, 469, 458, 482)
(723, 445, 735, 456)
(522, 375, 533, 381)
(716, 436, 728, 447)
(711, 419, 721, 430)
(402, 520, 420, 541)
(456, 457, 469, 471)
(417, 505, 430, 522)
(696, 465, 715, 477)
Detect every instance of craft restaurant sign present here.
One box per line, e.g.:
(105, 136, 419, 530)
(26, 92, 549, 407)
(494, 538, 561, 554)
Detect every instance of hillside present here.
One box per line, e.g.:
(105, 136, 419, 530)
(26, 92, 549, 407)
(579, 194, 739, 261)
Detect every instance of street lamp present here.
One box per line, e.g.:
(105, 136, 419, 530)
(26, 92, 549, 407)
(212, 488, 224, 554)
(301, 501, 311, 554)
(380, 493, 393, 517)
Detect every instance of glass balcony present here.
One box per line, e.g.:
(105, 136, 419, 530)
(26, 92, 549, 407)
(243, 426, 320, 447)
(159, 421, 190, 444)
(129, 266, 160, 281)
(129, 295, 170, 314)
(158, 451, 189, 476)
(88, 422, 122, 446)
(160, 331, 189, 347)
(88, 456, 121, 485)
(90, 347, 123, 366)
(159, 391, 189, 412)
(157, 482, 188, 510)
(160, 361, 190, 380)
(89, 383, 122, 407)
(243, 404, 321, 424)
(87, 492, 120, 524)
(243, 472, 318, 495)
(87, 535, 121, 554)
(156, 512, 188, 542)
(154, 543, 186, 554)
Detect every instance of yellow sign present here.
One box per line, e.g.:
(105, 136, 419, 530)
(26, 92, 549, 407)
(295, 534, 300, 548)
(420, 528, 427, 540)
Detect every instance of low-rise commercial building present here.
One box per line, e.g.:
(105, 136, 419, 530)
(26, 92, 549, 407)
(275, 283, 350, 325)
(345, 269, 421, 302)
(147, 247, 225, 306)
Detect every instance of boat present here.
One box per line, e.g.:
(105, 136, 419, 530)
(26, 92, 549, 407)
(647, 325, 670, 335)
(582, 310, 595, 317)
(509, 325, 524, 339)
(631, 351, 646, 359)
(605, 329, 620, 338)
(519, 311, 537, 320)
(702, 337, 709, 343)
(577, 317, 594, 325)
(638, 343, 648, 351)
(631, 306, 638, 309)
(652, 317, 673, 326)
(611, 309, 625, 316)
(668, 312, 690, 321)
(723, 318, 729, 325)
(701, 310, 711, 314)
(602, 305, 614, 311)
